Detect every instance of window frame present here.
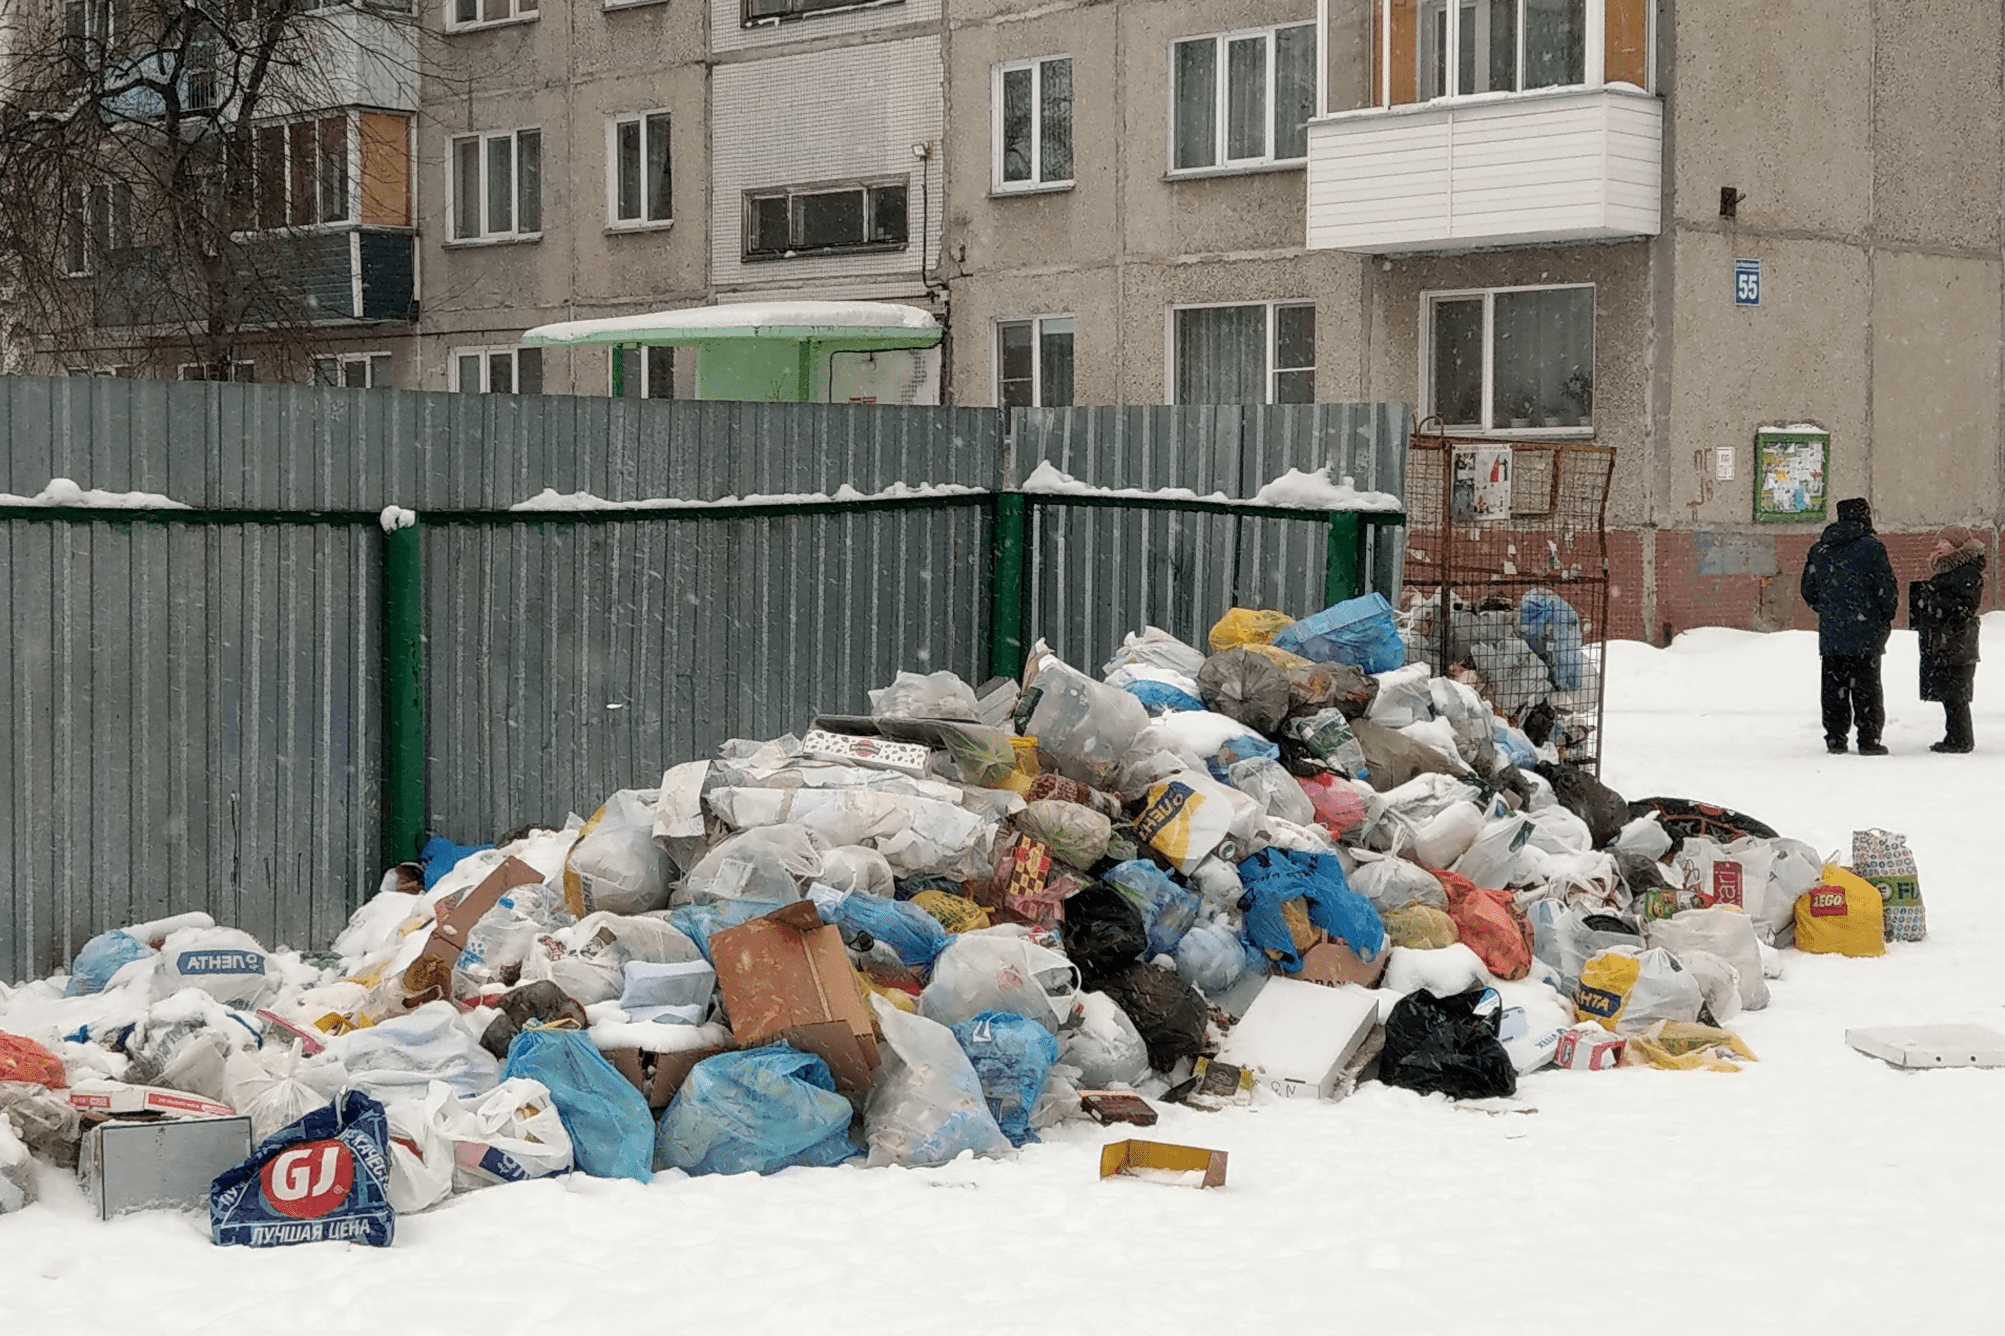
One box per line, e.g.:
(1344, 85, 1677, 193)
(1420, 281, 1596, 436)
(740, 0, 903, 30)
(606, 110, 674, 231)
(233, 112, 355, 235)
(177, 360, 257, 383)
(1375, 0, 1649, 106)
(448, 127, 542, 245)
(60, 182, 133, 277)
(1166, 22, 1317, 177)
(312, 352, 395, 388)
(445, 0, 539, 34)
(992, 55, 1075, 195)
(994, 314, 1075, 408)
(741, 177, 910, 261)
(608, 344, 676, 399)
(451, 344, 543, 394)
(1166, 300, 1316, 405)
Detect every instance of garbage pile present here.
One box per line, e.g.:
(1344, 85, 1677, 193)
(0, 588, 1918, 1240)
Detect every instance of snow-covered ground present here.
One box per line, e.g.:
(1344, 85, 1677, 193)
(6, 620, 2005, 1335)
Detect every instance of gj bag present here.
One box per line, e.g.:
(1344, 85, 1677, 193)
(211, 1090, 396, 1248)
(1851, 829, 1925, 943)
(1793, 866, 1886, 958)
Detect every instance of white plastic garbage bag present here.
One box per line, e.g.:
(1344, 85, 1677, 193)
(520, 912, 706, 1007)
(1101, 626, 1208, 680)
(1643, 906, 1769, 1011)
(865, 997, 1012, 1168)
(125, 990, 262, 1101)
(1527, 899, 1642, 993)
(221, 1045, 346, 1143)
(0, 1116, 33, 1214)
(1452, 816, 1538, 889)
(384, 1082, 457, 1213)
(1613, 815, 1674, 861)
(1412, 800, 1486, 868)
(564, 788, 673, 917)
(1061, 991, 1151, 1088)
(444, 1077, 575, 1189)
(1173, 920, 1250, 998)
(1574, 946, 1704, 1035)
(1525, 805, 1595, 855)
(870, 669, 982, 720)
(1348, 850, 1450, 913)
(920, 930, 1080, 1035)
(1022, 652, 1151, 789)
(1368, 663, 1435, 728)
(1674, 948, 1744, 1024)
(152, 926, 276, 1006)
(680, 825, 827, 905)
(819, 845, 897, 897)
(324, 1001, 500, 1102)
(1227, 756, 1316, 826)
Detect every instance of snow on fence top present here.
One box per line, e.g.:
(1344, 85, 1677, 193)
(522, 301, 942, 347)
(0, 477, 191, 510)
(1022, 462, 1403, 513)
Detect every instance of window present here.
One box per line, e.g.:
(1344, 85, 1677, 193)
(995, 57, 1073, 191)
(448, 0, 538, 31)
(451, 129, 541, 242)
(610, 346, 675, 399)
(1172, 303, 1314, 404)
(743, 180, 907, 259)
(59, 183, 133, 276)
(243, 116, 350, 230)
(742, 0, 893, 26)
(313, 353, 394, 388)
(62, 0, 124, 67)
(996, 316, 1073, 408)
(178, 361, 257, 382)
(1418, 0, 1583, 99)
(1425, 285, 1593, 431)
(454, 346, 543, 394)
(609, 112, 672, 227)
(1170, 24, 1314, 172)
(65, 365, 135, 377)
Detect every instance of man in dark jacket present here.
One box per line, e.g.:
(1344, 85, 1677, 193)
(1911, 525, 1987, 752)
(1800, 497, 1898, 754)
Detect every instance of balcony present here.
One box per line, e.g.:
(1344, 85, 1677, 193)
(1305, 84, 1661, 255)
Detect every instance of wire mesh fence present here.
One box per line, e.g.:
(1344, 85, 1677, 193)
(1400, 431, 1616, 772)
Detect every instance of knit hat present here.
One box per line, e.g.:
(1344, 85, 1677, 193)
(1938, 525, 1975, 549)
(1836, 497, 1872, 527)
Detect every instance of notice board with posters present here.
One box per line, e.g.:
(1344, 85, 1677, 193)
(1753, 428, 1830, 522)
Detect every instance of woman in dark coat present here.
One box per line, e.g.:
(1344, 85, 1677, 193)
(1910, 526, 1987, 753)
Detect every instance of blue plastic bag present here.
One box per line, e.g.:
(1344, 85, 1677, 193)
(1236, 847, 1388, 973)
(420, 834, 494, 890)
(811, 887, 950, 968)
(1103, 860, 1201, 958)
(1204, 732, 1281, 783)
(1496, 725, 1538, 769)
(500, 1027, 656, 1182)
(950, 1012, 1061, 1149)
(1272, 593, 1407, 674)
(656, 1045, 858, 1176)
(668, 900, 784, 962)
(1123, 681, 1207, 716)
(211, 1090, 396, 1248)
(65, 930, 154, 997)
(1519, 589, 1584, 691)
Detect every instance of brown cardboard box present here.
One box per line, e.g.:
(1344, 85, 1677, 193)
(711, 901, 881, 1091)
(1098, 1139, 1228, 1189)
(607, 1045, 737, 1112)
(1297, 935, 1388, 989)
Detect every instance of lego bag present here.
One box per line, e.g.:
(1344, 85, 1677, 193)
(1851, 829, 1925, 943)
(211, 1090, 396, 1248)
(1794, 866, 1886, 958)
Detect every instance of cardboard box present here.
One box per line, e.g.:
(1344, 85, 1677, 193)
(711, 900, 880, 1091)
(1553, 1026, 1625, 1071)
(1846, 1025, 2005, 1069)
(800, 728, 931, 777)
(67, 1081, 236, 1120)
(1296, 936, 1388, 989)
(1080, 1091, 1158, 1127)
(78, 1115, 252, 1218)
(607, 1044, 737, 1112)
(1099, 1139, 1228, 1189)
(1217, 976, 1379, 1100)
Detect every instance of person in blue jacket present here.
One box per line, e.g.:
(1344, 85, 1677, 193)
(1800, 497, 1898, 755)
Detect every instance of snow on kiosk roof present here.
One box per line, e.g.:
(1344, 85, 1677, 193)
(520, 301, 942, 403)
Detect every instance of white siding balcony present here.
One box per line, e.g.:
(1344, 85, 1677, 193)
(1305, 84, 1661, 254)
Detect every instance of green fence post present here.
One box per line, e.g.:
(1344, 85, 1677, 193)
(382, 519, 426, 867)
(988, 492, 1029, 680)
(1324, 511, 1363, 607)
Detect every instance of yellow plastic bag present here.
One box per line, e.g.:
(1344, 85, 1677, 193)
(1209, 608, 1295, 651)
(1794, 865, 1886, 957)
(1383, 904, 1459, 950)
(1621, 1020, 1758, 1071)
(1238, 643, 1315, 674)
(911, 890, 991, 935)
(860, 973, 918, 1013)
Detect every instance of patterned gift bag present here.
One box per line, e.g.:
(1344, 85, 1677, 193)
(1852, 829, 1926, 942)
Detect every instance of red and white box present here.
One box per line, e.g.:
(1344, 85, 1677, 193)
(1554, 1025, 1626, 1071)
(68, 1080, 236, 1120)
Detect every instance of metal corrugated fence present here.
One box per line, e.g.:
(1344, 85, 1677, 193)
(0, 376, 1405, 978)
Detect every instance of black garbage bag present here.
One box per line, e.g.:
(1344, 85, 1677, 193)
(1536, 760, 1629, 848)
(1626, 796, 1780, 853)
(1198, 649, 1291, 736)
(1099, 962, 1209, 1072)
(1062, 883, 1150, 988)
(1378, 988, 1517, 1100)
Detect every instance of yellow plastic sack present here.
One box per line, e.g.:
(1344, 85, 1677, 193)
(1794, 865, 1886, 957)
(1239, 643, 1315, 674)
(1621, 1020, 1758, 1072)
(911, 890, 991, 934)
(1383, 904, 1459, 950)
(1209, 608, 1295, 651)
(861, 974, 918, 1013)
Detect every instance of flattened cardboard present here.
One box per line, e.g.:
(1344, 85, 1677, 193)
(608, 1044, 738, 1112)
(711, 900, 880, 1091)
(1846, 1024, 2005, 1069)
(403, 856, 544, 1001)
(1296, 936, 1388, 989)
(1099, 1139, 1228, 1189)
(78, 1114, 253, 1219)
(1217, 976, 1378, 1100)
(68, 1081, 236, 1120)
(799, 728, 931, 776)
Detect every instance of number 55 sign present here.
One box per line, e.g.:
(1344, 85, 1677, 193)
(1735, 258, 1762, 306)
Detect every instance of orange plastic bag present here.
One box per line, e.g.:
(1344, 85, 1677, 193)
(1794, 865, 1886, 957)
(0, 1031, 67, 1089)
(1437, 871, 1533, 980)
